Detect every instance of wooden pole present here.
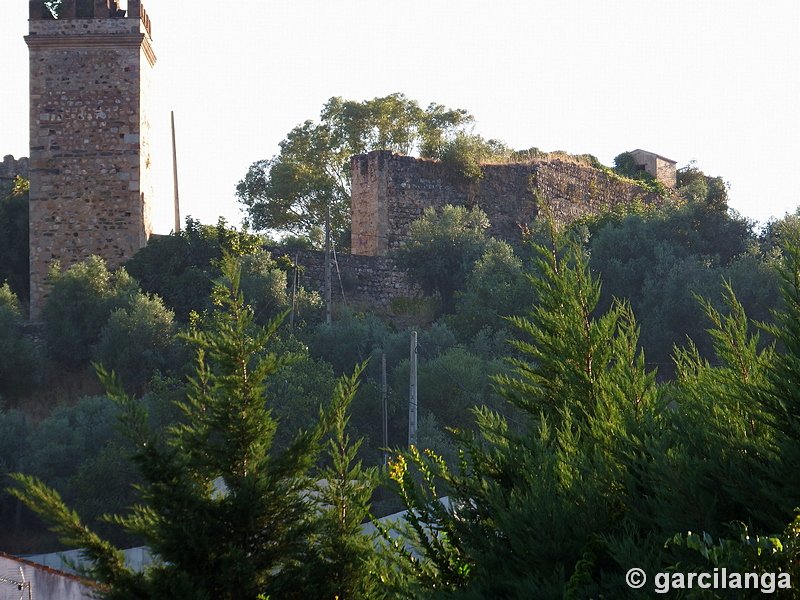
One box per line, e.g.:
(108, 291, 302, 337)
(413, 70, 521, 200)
(289, 253, 298, 327)
(171, 111, 181, 232)
(325, 202, 332, 324)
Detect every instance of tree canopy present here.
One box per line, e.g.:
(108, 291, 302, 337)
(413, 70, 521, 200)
(236, 93, 475, 245)
(0, 176, 30, 303)
(391, 204, 492, 314)
(8, 257, 377, 600)
(123, 217, 264, 321)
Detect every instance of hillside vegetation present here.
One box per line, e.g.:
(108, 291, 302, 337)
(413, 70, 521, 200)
(4, 132, 800, 596)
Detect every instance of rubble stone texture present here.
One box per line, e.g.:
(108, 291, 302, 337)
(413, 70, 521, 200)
(25, 0, 155, 317)
(351, 150, 670, 257)
(0, 155, 29, 182)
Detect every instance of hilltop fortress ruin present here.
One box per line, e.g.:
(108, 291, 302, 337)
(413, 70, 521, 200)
(284, 149, 674, 310)
(350, 149, 672, 257)
(13, 0, 676, 315)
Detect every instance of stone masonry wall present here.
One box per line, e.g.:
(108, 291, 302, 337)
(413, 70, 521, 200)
(0, 155, 29, 182)
(26, 3, 155, 317)
(351, 150, 668, 256)
(264, 247, 415, 311)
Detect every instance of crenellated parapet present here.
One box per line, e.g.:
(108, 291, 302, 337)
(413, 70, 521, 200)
(0, 155, 30, 183)
(29, 0, 152, 42)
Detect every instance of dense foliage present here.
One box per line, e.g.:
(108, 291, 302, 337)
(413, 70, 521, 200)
(123, 217, 263, 321)
(385, 218, 800, 598)
(9, 258, 378, 600)
(391, 205, 493, 314)
(0, 284, 44, 400)
(40, 255, 139, 368)
(0, 176, 29, 303)
(583, 200, 778, 374)
(6, 142, 800, 597)
(236, 93, 476, 246)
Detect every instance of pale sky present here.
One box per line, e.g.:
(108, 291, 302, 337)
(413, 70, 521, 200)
(1, 0, 799, 233)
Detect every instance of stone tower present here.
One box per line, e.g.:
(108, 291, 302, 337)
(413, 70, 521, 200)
(25, 0, 156, 317)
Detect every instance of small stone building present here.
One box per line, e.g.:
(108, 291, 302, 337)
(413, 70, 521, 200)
(25, 0, 156, 317)
(630, 149, 677, 188)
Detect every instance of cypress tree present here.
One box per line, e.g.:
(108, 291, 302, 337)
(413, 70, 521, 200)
(386, 218, 662, 598)
(385, 216, 787, 598)
(8, 256, 370, 600)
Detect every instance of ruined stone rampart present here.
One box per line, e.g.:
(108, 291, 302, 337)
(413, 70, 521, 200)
(0, 155, 29, 182)
(265, 247, 415, 310)
(351, 150, 669, 256)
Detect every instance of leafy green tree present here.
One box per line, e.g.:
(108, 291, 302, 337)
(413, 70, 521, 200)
(383, 211, 800, 598)
(311, 371, 381, 600)
(40, 255, 138, 368)
(124, 217, 263, 321)
(392, 205, 492, 313)
(450, 238, 535, 339)
(649, 230, 800, 598)
(0, 394, 150, 552)
(754, 223, 800, 516)
(236, 93, 474, 244)
(677, 159, 729, 211)
(91, 292, 183, 394)
(8, 256, 375, 600)
(389, 219, 786, 595)
(392, 346, 507, 433)
(261, 335, 337, 453)
(307, 308, 395, 376)
(439, 133, 510, 183)
(386, 221, 663, 598)
(582, 200, 774, 374)
(0, 407, 28, 550)
(0, 284, 44, 400)
(0, 177, 30, 302)
(612, 151, 645, 179)
(238, 248, 323, 327)
(23, 395, 136, 549)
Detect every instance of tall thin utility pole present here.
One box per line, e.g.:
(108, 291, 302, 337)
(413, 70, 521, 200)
(381, 353, 389, 465)
(289, 253, 298, 328)
(324, 202, 332, 324)
(171, 111, 181, 232)
(409, 331, 418, 447)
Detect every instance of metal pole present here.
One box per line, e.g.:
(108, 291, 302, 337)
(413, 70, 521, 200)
(171, 111, 181, 232)
(325, 202, 332, 324)
(409, 331, 418, 447)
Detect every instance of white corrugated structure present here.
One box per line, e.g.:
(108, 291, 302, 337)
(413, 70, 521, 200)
(19, 546, 154, 577)
(0, 552, 98, 600)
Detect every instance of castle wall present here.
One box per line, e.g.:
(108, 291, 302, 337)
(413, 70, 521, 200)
(351, 151, 667, 256)
(0, 155, 29, 184)
(265, 247, 415, 310)
(25, 3, 155, 317)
